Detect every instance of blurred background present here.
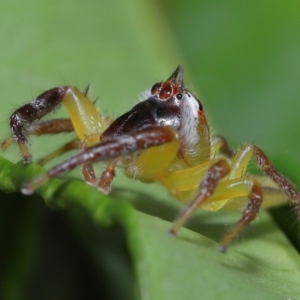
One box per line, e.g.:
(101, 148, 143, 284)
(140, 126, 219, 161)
(0, 0, 299, 299)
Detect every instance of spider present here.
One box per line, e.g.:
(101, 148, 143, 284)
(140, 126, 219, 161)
(1, 66, 299, 252)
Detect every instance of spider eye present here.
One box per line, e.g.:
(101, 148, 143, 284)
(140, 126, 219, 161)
(176, 93, 183, 100)
(159, 83, 173, 100)
(151, 82, 162, 95)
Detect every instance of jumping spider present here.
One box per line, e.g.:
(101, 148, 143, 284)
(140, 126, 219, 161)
(1, 66, 299, 252)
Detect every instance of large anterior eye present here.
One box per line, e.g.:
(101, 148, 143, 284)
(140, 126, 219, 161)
(151, 82, 162, 95)
(159, 82, 173, 100)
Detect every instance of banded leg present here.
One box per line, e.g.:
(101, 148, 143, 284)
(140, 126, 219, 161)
(169, 169, 264, 252)
(254, 146, 299, 206)
(169, 143, 299, 251)
(1, 118, 77, 165)
(21, 126, 177, 194)
(219, 179, 262, 252)
(97, 159, 119, 194)
(169, 159, 230, 235)
(216, 143, 299, 209)
(0, 119, 74, 151)
(10, 88, 74, 163)
(219, 145, 300, 252)
(232, 145, 300, 212)
(9, 86, 106, 163)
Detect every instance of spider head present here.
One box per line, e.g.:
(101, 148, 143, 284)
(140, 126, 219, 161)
(149, 66, 203, 111)
(150, 66, 185, 102)
(101, 66, 205, 143)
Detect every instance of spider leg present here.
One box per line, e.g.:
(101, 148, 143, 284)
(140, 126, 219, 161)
(220, 145, 300, 251)
(97, 158, 119, 194)
(169, 143, 299, 251)
(10, 88, 73, 163)
(37, 139, 79, 166)
(30, 119, 76, 166)
(1, 118, 76, 165)
(219, 179, 262, 252)
(21, 126, 177, 195)
(16, 119, 103, 168)
(168, 168, 263, 252)
(0, 119, 74, 151)
(28, 119, 74, 135)
(9, 86, 106, 163)
(169, 159, 230, 235)
(40, 132, 110, 187)
(80, 133, 111, 187)
(0, 137, 14, 150)
(231, 145, 300, 213)
(211, 135, 235, 158)
(82, 163, 97, 186)
(253, 146, 299, 207)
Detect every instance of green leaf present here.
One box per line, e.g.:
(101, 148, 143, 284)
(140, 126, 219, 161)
(1, 156, 300, 299)
(1, 1, 300, 300)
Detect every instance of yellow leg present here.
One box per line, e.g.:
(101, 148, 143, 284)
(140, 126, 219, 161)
(158, 143, 293, 210)
(169, 159, 231, 234)
(169, 173, 263, 252)
(62, 87, 107, 141)
(169, 175, 247, 233)
(81, 133, 102, 148)
(157, 158, 221, 192)
(229, 144, 253, 179)
(211, 135, 234, 158)
(166, 143, 299, 251)
(158, 145, 255, 194)
(168, 145, 300, 252)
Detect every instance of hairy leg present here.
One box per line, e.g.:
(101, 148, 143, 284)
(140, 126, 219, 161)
(21, 126, 177, 194)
